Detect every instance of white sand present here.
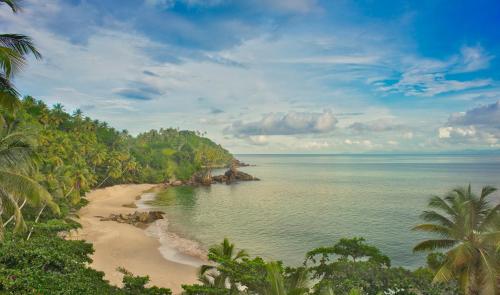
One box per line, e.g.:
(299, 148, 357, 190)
(75, 184, 199, 294)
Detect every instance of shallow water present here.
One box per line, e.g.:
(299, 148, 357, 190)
(148, 154, 500, 268)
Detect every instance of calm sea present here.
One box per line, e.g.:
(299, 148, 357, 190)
(148, 154, 500, 269)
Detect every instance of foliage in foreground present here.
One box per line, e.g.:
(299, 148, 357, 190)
(181, 238, 460, 295)
(0, 224, 171, 294)
(413, 185, 499, 295)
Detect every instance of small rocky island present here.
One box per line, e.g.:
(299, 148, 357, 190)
(212, 166, 260, 184)
(167, 159, 260, 186)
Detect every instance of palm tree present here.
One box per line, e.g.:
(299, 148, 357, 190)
(413, 185, 500, 295)
(0, 0, 42, 112)
(0, 115, 58, 240)
(199, 238, 249, 292)
(264, 262, 310, 295)
(202, 238, 249, 275)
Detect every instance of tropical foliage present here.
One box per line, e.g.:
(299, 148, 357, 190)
(0, 0, 42, 112)
(413, 185, 500, 295)
(181, 237, 459, 295)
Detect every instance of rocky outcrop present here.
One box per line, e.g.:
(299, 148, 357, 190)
(212, 168, 260, 184)
(232, 159, 253, 167)
(100, 211, 164, 227)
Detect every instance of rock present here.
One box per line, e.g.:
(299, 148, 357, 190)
(233, 159, 252, 167)
(171, 180, 183, 186)
(212, 168, 260, 184)
(100, 211, 165, 227)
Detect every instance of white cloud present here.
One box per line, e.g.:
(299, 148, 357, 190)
(454, 45, 493, 73)
(227, 110, 338, 136)
(247, 135, 270, 145)
(439, 101, 500, 146)
(447, 100, 500, 126)
(377, 45, 494, 97)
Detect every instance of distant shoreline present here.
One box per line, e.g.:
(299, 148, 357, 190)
(75, 184, 199, 294)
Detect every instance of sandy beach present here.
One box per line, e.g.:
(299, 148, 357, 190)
(76, 184, 199, 294)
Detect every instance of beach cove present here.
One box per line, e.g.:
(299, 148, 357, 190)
(75, 184, 201, 294)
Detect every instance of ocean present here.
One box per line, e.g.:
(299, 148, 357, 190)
(145, 154, 500, 269)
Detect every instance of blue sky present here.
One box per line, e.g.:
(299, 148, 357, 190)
(1, 0, 500, 153)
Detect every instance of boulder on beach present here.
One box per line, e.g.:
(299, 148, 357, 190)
(100, 211, 165, 227)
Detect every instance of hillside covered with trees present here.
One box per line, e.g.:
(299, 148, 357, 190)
(16, 96, 232, 201)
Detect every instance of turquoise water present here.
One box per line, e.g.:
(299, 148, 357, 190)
(149, 154, 500, 269)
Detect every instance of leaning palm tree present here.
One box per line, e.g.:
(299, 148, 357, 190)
(0, 116, 58, 240)
(0, 0, 42, 112)
(413, 185, 500, 295)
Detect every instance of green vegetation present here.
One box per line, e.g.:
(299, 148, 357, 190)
(182, 237, 459, 295)
(413, 185, 499, 295)
(0, 1, 497, 294)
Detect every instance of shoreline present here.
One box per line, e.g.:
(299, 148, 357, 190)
(75, 184, 200, 294)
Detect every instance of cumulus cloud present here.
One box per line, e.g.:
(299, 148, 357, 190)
(438, 126, 476, 139)
(447, 100, 500, 126)
(439, 101, 500, 146)
(227, 110, 338, 136)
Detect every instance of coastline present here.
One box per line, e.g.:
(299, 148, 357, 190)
(75, 184, 200, 294)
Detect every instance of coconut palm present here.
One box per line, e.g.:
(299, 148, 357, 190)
(198, 238, 249, 292)
(264, 262, 310, 295)
(413, 185, 500, 295)
(0, 0, 42, 112)
(0, 115, 58, 240)
(202, 238, 249, 275)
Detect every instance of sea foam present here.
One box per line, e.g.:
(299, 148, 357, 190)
(137, 192, 208, 267)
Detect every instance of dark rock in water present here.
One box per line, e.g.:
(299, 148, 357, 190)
(233, 159, 252, 167)
(100, 211, 165, 227)
(212, 168, 260, 184)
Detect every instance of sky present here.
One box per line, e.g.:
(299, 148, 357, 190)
(1, 0, 500, 153)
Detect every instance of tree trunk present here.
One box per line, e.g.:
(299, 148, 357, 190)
(26, 204, 46, 240)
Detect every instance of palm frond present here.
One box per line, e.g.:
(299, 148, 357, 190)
(420, 210, 454, 227)
(0, 46, 25, 78)
(480, 186, 497, 200)
(0, 34, 41, 59)
(0, 76, 20, 111)
(428, 196, 456, 217)
(433, 261, 455, 283)
(412, 223, 452, 236)
(413, 239, 457, 252)
(479, 204, 500, 232)
(0, 0, 21, 13)
(234, 249, 248, 260)
(266, 262, 286, 295)
(0, 170, 60, 215)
